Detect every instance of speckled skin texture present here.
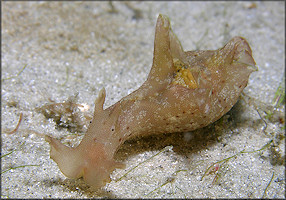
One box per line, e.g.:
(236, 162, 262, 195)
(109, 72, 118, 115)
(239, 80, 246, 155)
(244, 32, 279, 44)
(45, 14, 256, 189)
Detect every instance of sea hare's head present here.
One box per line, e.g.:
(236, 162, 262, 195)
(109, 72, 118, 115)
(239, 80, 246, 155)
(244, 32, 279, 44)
(45, 135, 124, 189)
(78, 141, 125, 189)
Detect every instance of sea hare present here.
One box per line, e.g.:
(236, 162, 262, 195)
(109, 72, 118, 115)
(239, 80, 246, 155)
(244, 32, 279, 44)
(45, 14, 256, 189)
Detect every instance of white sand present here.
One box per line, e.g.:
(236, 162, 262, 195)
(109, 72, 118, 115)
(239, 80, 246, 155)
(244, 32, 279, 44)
(2, 2, 285, 198)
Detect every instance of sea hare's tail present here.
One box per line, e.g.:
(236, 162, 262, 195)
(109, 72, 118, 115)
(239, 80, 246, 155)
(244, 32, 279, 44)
(231, 36, 257, 72)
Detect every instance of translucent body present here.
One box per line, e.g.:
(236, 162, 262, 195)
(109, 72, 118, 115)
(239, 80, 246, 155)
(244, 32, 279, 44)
(46, 14, 256, 189)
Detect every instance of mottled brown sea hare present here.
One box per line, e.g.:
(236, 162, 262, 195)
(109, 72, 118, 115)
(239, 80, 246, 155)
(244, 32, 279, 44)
(45, 14, 257, 189)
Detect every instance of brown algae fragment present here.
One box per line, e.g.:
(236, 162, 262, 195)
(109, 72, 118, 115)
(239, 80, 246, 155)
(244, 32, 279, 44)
(4, 113, 23, 135)
(37, 94, 91, 133)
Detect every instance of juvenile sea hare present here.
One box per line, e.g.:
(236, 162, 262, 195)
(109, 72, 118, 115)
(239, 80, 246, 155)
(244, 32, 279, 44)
(45, 14, 256, 189)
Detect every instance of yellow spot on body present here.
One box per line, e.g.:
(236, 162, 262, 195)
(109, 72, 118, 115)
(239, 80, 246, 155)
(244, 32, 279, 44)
(172, 59, 198, 89)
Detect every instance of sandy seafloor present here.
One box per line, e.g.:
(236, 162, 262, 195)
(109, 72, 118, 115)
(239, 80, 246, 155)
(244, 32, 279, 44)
(1, 1, 285, 199)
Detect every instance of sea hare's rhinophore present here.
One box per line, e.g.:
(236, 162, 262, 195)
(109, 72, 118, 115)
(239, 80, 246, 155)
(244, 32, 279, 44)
(45, 14, 257, 189)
